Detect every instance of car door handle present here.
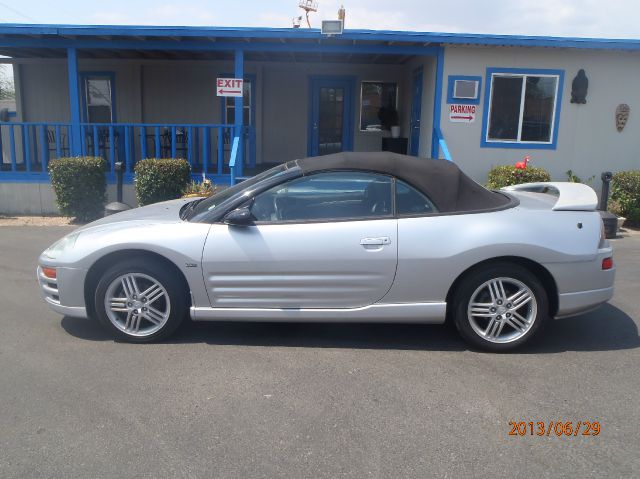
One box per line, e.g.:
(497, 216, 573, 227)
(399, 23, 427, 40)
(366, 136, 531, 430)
(360, 237, 391, 246)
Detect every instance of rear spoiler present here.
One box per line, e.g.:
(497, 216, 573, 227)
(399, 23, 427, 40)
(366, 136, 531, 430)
(502, 182, 598, 211)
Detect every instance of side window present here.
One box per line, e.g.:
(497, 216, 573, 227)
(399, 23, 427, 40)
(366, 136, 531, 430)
(250, 171, 393, 222)
(396, 180, 437, 215)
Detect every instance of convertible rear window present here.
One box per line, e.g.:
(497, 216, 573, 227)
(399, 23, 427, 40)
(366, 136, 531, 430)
(250, 171, 393, 222)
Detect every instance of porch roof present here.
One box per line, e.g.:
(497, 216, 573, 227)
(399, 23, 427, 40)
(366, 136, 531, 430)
(0, 23, 639, 62)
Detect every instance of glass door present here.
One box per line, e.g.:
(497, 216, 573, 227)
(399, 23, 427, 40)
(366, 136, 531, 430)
(309, 77, 354, 156)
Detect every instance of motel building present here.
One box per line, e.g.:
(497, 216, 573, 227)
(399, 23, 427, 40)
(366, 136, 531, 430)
(0, 23, 639, 213)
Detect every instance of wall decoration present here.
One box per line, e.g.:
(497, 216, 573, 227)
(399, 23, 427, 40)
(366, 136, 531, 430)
(570, 69, 589, 104)
(616, 104, 630, 132)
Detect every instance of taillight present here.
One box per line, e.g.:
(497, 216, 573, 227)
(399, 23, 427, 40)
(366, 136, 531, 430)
(42, 267, 57, 279)
(602, 257, 613, 270)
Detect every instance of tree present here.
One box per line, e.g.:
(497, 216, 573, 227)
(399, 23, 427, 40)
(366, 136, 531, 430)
(0, 64, 15, 100)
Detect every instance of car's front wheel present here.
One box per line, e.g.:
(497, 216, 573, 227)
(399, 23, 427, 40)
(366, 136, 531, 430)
(453, 263, 548, 352)
(94, 259, 187, 342)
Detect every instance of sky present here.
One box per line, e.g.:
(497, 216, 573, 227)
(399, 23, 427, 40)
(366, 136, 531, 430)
(0, 0, 638, 39)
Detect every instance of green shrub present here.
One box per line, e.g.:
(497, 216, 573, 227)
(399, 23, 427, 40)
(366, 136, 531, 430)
(611, 170, 640, 226)
(48, 156, 107, 222)
(565, 169, 595, 184)
(134, 159, 191, 206)
(486, 165, 551, 189)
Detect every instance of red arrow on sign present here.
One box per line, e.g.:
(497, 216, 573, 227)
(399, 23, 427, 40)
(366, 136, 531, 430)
(451, 115, 473, 120)
(218, 89, 241, 95)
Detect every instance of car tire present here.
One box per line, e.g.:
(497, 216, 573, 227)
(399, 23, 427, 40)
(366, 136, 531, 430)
(452, 262, 548, 352)
(94, 259, 187, 342)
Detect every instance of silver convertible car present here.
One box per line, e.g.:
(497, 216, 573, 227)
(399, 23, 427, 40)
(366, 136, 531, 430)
(38, 152, 615, 351)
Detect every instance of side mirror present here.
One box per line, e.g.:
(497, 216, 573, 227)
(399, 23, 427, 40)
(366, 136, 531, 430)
(224, 207, 254, 226)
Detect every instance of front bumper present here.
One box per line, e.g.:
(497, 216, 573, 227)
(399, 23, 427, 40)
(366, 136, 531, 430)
(37, 266, 88, 318)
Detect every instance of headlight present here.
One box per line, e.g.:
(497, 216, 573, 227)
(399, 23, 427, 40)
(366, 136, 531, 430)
(43, 232, 81, 259)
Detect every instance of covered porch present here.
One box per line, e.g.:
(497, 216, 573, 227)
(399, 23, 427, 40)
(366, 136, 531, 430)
(0, 25, 448, 188)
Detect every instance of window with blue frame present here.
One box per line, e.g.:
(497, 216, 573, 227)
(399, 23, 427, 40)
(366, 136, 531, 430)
(482, 68, 564, 149)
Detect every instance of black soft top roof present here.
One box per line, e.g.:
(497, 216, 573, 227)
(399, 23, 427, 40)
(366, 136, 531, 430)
(291, 152, 510, 213)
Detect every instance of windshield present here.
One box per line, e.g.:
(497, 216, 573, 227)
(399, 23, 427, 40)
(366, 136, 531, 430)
(186, 163, 293, 221)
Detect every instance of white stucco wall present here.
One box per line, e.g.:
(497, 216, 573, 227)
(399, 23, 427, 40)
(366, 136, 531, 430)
(440, 46, 640, 184)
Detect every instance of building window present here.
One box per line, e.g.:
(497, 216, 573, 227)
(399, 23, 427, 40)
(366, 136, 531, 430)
(482, 68, 564, 149)
(359, 81, 398, 131)
(83, 75, 114, 123)
(447, 75, 481, 105)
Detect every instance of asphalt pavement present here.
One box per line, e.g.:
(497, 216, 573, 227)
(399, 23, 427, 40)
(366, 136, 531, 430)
(0, 225, 639, 478)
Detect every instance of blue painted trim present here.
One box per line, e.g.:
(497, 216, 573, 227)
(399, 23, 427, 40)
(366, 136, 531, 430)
(409, 66, 423, 156)
(446, 75, 482, 105)
(39, 125, 47, 171)
(480, 67, 564, 150)
(217, 128, 224, 175)
(23, 124, 31, 171)
(202, 127, 210, 174)
(0, 172, 50, 182)
(0, 36, 440, 56)
(8, 124, 16, 171)
(79, 71, 117, 123)
(1, 24, 640, 51)
(8, 111, 16, 118)
(307, 75, 356, 157)
(430, 47, 445, 159)
(108, 125, 115, 171)
(234, 49, 244, 178)
(66, 47, 82, 156)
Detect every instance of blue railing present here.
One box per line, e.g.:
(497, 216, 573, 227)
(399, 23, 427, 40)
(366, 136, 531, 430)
(433, 127, 453, 162)
(0, 121, 254, 182)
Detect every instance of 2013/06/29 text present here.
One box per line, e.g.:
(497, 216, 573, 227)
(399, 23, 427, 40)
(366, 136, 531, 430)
(508, 421, 601, 437)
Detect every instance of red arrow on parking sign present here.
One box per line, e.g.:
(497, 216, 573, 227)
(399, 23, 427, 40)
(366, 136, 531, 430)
(449, 104, 476, 123)
(218, 89, 242, 95)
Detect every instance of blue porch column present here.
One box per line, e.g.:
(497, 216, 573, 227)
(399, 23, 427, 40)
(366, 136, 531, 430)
(67, 47, 82, 156)
(430, 46, 445, 159)
(234, 49, 244, 177)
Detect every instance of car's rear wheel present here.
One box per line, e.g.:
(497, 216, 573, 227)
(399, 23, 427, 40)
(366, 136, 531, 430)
(94, 260, 186, 342)
(452, 263, 548, 352)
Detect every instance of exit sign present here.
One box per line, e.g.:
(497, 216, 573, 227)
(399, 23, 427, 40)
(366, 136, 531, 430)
(216, 78, 243, 97)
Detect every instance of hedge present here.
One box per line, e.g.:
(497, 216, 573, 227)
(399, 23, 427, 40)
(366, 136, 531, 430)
(135, 158, 191, 206)
(486, 165, 552, 190)
(48, 156, 107, 222)
(610, 170, 640, 225)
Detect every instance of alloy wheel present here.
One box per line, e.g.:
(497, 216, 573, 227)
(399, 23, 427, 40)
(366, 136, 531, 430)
(104, 273, 171, 337)
(467, 276, 537, 344)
